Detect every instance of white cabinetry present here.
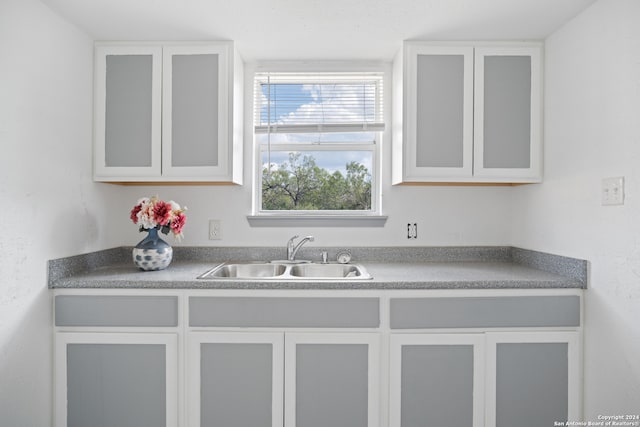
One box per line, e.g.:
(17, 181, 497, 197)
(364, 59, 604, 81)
(187, 332, 284, 427)
(388, 293, 582, 427)
(393, 42, 542, 184)
(55, 333, 179, 427)
(53, 289, 582, 427)
(484, 331, 581, 427)
(390, 334, 485, 427)
(53, 294, 181, 427)
(94, 42, 243, 184)
(284, 333, 380, 427)
(390, 332, 580, 427)
(187, 331, 379, 427)
(186, 295, 381, 427)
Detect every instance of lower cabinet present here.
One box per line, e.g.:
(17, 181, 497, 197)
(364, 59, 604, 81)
(187, 332, 284, 427)
(187, 332, 380, 427)
(54, 291, 582, 427)
(55, 332, 179, 427)
(485, 332, 581, 427)
(390, 334, 485, 427)
(390, 331, 580, 427)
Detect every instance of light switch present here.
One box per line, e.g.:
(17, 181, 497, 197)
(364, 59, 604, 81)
(602, 177, 624, 206)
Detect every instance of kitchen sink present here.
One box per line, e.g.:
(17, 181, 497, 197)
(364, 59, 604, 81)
(198, 262, 372, 280)
(289, 263, 365, 278)
(202, 263, 287, 279)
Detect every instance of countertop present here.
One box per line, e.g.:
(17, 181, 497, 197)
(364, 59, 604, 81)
(48, 246, 588, 290)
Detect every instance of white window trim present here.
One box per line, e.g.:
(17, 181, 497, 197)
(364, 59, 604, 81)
(248, 61, 389, 227)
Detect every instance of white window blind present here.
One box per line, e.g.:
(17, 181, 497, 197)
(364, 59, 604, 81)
(254, 72, 385, 135)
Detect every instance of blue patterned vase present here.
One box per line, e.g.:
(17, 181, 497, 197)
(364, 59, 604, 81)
(132, 228, 173, 271)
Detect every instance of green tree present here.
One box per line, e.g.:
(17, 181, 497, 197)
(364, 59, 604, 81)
(345, 161, 372, 210)
(262, 152, 372, 211)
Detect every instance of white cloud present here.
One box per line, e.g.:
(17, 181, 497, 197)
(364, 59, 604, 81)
(277, 82, 377, 125)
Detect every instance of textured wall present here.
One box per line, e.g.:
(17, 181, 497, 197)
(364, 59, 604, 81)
(512, 0, 640, 417)
(0, 0, 115, 424)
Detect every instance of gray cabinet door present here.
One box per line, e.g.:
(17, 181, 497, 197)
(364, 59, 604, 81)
(402, 44, 474, 180)
(55, 333, 178, 427)
(285, 333, 380, 427)
(473, 46, 542, 181)
(162, 45, 231, 179)
(94, 45, 163, 179)
(187, 332, 284, 427)
(390, 334, 484, 427)
(485, 332, 581, 427)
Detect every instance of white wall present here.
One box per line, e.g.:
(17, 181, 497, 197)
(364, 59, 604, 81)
(512, 0, 640, 416)
(102, 183, 515, 249)
(0, 0, 117, 424)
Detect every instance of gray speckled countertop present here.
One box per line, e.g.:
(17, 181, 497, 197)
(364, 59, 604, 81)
(48, 246, 588, 290)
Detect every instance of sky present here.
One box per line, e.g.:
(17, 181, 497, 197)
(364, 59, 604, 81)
(257, 79, 379, 174)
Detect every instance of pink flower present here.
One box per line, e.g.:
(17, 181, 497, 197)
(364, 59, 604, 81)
(170, 212, 187, 235)
(153, 200, 172, 226)
(130, 204, 142, 224)
(131, 196, 187, 239)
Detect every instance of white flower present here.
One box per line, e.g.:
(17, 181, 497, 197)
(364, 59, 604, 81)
(136, 202, 156, 229)
(168, 200, 181, 211)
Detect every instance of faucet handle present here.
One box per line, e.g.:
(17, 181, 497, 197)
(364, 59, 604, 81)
(287, 235, 299, 243)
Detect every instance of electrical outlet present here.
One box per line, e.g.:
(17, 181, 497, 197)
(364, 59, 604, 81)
(209, 219, 222, 240)
(602, 177, 624, 206)
(407, 223, 418, 239)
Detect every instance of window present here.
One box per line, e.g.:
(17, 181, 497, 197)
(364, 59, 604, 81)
(252, 70, 385, 221)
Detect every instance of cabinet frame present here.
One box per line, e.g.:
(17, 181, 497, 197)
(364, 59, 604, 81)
(54, 332, 179, 427)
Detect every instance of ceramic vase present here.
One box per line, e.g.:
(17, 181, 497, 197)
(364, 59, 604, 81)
(132, 228, 173, 271)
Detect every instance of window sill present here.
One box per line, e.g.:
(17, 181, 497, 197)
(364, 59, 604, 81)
(246, 214, 388, 228)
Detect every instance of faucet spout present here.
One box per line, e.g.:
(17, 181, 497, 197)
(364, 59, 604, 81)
(287, 235, 315, 261)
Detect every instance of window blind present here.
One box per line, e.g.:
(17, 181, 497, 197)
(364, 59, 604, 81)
(254, 72, 385, 135)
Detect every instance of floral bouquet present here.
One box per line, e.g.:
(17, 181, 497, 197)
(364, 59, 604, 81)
(130, 196, 187, 239)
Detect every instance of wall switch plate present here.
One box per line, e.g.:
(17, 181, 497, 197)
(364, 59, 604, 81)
(602, 177, 625, 206)
(209, 219, 222, 240)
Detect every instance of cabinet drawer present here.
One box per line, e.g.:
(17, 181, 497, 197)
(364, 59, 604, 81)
(390, 296, 580, 329)
(55, 295, 179, 327)
(189, 297, 380, 328)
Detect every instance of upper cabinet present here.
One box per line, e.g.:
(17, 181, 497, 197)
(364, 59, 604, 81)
(392, 42, 542, 184)
(94, 42, 243, 184)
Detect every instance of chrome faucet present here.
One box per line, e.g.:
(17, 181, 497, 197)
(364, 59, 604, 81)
(287, 235, 315, 261)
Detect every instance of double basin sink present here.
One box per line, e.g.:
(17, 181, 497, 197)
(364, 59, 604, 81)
(198, 261, 372, 281)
